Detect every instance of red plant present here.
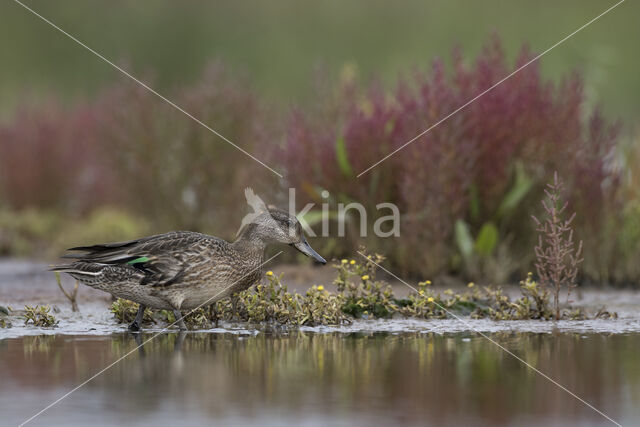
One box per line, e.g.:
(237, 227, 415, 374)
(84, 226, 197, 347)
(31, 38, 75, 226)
(0, 63, 278, 242)
(283, 35, 621, 278)
(94, 64, 277, 233)
(0, 37, 624, 282)
(533, 172, 583, 320)
(0, 101, 117, 213)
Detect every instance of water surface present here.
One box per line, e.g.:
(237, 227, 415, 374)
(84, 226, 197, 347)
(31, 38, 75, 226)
(1, 331, 638, 426)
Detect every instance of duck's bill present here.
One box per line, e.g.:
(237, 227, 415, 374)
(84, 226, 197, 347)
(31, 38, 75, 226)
(293, 237, 327, 264)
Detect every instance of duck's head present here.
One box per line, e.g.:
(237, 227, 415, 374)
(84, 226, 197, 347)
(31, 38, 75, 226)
(240, 208, 326, 264)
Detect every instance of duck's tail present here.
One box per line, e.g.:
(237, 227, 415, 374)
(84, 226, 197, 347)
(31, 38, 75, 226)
(49, 263, 102, 277)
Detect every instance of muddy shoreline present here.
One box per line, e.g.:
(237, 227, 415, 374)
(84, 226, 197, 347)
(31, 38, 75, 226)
(2, 258, 640, 338)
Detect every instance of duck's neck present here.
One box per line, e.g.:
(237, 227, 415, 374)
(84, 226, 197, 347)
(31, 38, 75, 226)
(232, 223, 268, 257)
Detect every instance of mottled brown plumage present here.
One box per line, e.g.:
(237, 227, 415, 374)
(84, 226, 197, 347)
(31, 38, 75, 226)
(52, 209, 325, 330)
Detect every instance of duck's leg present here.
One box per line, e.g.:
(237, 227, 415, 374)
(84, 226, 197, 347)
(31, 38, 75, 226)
(128, 305, 146, 332)
(173, 310, 187, 331)
(231, 293, 239, 320)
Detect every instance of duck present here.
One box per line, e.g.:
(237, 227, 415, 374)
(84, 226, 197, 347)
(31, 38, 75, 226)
(52, 206, 326, 331)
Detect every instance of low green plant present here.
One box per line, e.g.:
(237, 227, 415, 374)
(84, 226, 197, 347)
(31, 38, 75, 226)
(159, 308, 211, 330)
(106, 251, 609, 328)
(517, 273, 552, 319)
(0, 306, 10, 328)
(214, 272, 349, 326)
(214, 272, 301, 324)
(397, 280, 447, 319)
(467, 274, 588, 320)
(110, 298, 154, 325)
(300, 285, 350, 326)
(0, 305, 10, 327)
(23, 305, 58, 327)
(334, 255, 397, 318)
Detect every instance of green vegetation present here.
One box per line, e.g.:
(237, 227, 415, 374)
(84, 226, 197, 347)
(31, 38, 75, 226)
(0, 305, 10, 328)
(111, 254, 612, 330)
(0, 207, 149, 258)
(23, 305, 58, 327)
(109, 299, 154, 326)
(161, 308, 211, 330)
(213, 273, 349, 326)
(1, 1, 638, 121)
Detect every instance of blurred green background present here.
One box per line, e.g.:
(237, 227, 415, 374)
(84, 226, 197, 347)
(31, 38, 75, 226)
(1, 0, 637, 121)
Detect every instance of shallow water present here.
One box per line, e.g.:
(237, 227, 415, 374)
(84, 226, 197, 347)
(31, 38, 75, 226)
(2, 259, 640, 425)
(1, 330, 639, 426)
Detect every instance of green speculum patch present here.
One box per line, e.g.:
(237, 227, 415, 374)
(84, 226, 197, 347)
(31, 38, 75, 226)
(126, 256, 150, 265)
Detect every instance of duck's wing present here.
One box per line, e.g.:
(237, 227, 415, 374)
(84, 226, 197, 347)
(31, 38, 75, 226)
(60, 231, 217, 287)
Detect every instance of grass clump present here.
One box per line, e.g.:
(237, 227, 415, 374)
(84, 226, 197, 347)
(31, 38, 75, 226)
(24, 305, 58, 327)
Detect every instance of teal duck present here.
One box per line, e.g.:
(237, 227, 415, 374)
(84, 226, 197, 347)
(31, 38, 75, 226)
(52, 208, 326, 331)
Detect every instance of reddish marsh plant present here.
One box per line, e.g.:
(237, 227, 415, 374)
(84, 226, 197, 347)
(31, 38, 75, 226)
(283, 35, 620, 279)
(0, 102, 116, 212)
(95, 63, 278, 234)
(532, 173, 583, 320)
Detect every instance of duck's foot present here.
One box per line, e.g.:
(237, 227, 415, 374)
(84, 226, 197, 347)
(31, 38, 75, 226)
(128, 304, 146, 332)
(173, 310, 187, 331)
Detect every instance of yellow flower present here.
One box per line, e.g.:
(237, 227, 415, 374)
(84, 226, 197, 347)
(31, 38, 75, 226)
(350, 260, 356, 265)
(427, 297, 434, 303)
(426, 280, 432, 285)
(341, 259, 348, 264)
(467, 282, 475, 288)
(266, 271, 273, 276)
(317, 285, 325, 291)
(418, 290, 425, 295)
(361, 275, 370, 281)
